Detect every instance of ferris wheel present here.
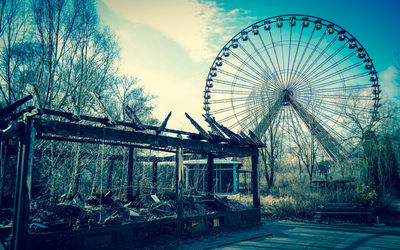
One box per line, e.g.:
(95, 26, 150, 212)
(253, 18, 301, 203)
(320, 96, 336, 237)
(203, 15, 380, 162)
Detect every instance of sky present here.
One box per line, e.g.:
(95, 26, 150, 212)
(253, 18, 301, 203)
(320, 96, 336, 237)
(96, 0, 400, 131)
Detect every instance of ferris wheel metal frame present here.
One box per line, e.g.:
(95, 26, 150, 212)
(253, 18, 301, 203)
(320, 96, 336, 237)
(203, 14, 381, 163)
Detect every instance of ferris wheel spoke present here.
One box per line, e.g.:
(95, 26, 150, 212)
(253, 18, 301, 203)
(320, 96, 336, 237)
(210, 96, 250, 104)
(306, 60, 363, 86)
(230, 50, 267, 80)
(237, 42, 273, 80)
(298, 71, 370, 92)
(217, 68, 264, 87)
(286, 25, 293, 83)
(234, 104, 266, 128)
(315, 115, 346, 141)
(209, 101, 250, 115)
(299, 92, 371, 100)
(225, 103, 265, 129)
(305, 51, 357, 82)
(268, 29, 285, 83)
(212, 89, 256, 95)
(295, 34, 336, 84)
(213, 79, 259, 91)
(288, 26, 304, 85)
(288, 28, 316, 89)
(318, 99, 368, 114)
(293, 31, 327, 83)
(218, 106, 253, 124)
(257, 32, 284, 85)
(222, 58, 269, 83)
(301, 42, 348, 83)
(280, 28, 286, 83)
(247, 36, 276, 81)
(311, 107, 352, 133)
(302, 83, 371, 94)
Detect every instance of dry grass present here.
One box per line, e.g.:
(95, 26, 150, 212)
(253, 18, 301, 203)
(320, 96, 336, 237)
(230, 173, 356, 220)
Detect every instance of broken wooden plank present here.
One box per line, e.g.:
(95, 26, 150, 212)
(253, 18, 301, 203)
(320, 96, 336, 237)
(125, 105, 146, 130)
(90, 92, 115, 126)
(0, 95, 32, 119)
(202, 114, 227, 140)
(248, 130, 264, 147)
(185, 113, 212, 140)
(157, 111, 172, 134)
(239, 131, 257, 145)
(203, 115, 244, 145)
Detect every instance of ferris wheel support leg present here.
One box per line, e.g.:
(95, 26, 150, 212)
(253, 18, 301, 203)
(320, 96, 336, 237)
(290, 98, 347, 162)
(254, 99, 283, 138)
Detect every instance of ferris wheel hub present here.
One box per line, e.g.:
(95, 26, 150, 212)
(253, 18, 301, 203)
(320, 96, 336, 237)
(282, 89, 294, 106)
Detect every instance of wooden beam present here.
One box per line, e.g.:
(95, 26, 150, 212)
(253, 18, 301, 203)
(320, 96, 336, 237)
(251, 151, 260, 208)
(185, 113, 212, 140)
(206, 154, 214, 193)
(42, 108, 215, 138)
(157, 111, 172, 134)
(125, 106, 146, 130)
(152, 160, 158, 194)
(34, 119, 258, 156)
(175, 146, 184, 234)
(204, 115, 245, 145)
(202, 114, 225, 138)
(37, 135, 178, 154)
(0, 95, 32, 118)
(90, 92, 115, 126)
(127, 147, 134, 202)
(11, 117, 35, 250)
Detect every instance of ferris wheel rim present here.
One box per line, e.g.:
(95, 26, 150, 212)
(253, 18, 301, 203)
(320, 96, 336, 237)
(204, 14, 380, 120)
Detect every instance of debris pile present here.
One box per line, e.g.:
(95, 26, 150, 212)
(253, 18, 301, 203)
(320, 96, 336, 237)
(23, 192, 248, 232)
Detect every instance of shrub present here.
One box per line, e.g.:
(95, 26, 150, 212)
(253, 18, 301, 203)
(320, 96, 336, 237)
(353, 183, 378, 207)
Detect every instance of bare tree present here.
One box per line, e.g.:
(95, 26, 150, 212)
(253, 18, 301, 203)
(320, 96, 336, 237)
(0, 0, 28, 105)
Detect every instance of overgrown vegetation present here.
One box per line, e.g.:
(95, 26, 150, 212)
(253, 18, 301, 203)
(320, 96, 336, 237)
(0, 0, 158, 213)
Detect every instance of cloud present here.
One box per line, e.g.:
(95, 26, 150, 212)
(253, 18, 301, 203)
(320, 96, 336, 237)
(380, 65, 399, 101)
(102, 0, 253, 62)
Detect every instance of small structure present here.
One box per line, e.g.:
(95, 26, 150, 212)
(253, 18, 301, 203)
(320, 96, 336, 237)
(0, 95, 264, 249)
(184, 158, 241, 194)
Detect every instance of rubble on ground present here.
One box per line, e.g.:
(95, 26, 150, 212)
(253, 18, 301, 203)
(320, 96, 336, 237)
(0, 192, 249, 233)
